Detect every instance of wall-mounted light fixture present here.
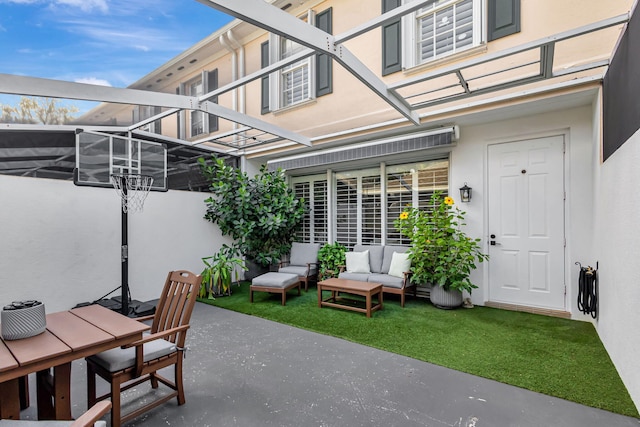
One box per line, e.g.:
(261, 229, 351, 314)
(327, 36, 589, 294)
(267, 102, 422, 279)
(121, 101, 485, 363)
(459, 183, 472, 202)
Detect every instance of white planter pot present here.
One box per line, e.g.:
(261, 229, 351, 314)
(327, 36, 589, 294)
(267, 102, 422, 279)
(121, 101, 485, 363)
(430, 285, 463, 309)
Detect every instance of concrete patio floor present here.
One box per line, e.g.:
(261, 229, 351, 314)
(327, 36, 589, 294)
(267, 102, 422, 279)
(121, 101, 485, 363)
(20, 302, 640, 426)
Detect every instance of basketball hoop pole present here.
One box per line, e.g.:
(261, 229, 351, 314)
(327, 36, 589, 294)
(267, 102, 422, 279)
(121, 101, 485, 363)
(111, 173, 153, 316)
(120, 181, 129, 317)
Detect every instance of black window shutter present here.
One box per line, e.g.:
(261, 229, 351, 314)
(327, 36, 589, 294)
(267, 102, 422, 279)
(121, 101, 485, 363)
(488, 0, 521, 41)
(175, 87, 182, 139)
(207, 69, 219, 132)
(382, 0, 401, 76)
(315, 8, 333, 97)
(260, 41, 270, 115)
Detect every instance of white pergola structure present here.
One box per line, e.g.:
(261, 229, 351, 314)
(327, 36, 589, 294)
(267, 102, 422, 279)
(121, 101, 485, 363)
(0, 0, 629, 166)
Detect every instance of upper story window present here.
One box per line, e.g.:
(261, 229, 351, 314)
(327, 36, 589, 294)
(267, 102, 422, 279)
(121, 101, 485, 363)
(383, 0, 519, 75)
(262, 7, 333, 114)
(403, 0, 482, 68)
(187, 78, 205, 137)
(279, 36, 312, 108)
(270, 11, 315, 110)
(176, 69, 218, 140)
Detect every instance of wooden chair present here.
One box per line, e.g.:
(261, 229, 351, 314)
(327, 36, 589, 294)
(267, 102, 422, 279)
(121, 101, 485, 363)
(0, 401, 111, 427)
(85, 271, 201, 427)
(278, 242, 320, 291)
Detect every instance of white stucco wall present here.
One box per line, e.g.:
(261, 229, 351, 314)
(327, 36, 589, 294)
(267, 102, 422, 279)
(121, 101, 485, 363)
(450, 105, 596, 317)
(593, 126, 640, 409)
(0, 175, 229, 312)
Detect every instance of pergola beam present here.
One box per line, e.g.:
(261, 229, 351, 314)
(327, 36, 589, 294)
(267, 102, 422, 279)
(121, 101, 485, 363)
(389, 13, 629, 92)
(197, 0, 420, 125)
(0, 73, 310, 147)
(335, 0, 432, 44)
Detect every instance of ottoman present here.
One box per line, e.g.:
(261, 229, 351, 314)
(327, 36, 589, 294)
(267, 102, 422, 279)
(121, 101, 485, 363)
(250, 272, 301, 306)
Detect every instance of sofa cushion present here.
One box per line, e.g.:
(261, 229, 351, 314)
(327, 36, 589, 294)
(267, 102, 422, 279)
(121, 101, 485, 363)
(289, 242, 320, 266)
(381, 245, 409, 273)
(279, 265, 317, 276)
(388, 252, 411, 278)
(338, 272, 371, 282)
(354, 245, 384, 273)
(345, 250, 370, 273)
(368, 273, 405, 289)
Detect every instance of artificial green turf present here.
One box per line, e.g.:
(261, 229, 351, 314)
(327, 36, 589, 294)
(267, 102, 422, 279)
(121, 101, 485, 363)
(198, 282, 639, 418)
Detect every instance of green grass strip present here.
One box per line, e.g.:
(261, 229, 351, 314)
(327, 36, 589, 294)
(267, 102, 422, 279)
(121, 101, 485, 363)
(198, 282, 638, 417)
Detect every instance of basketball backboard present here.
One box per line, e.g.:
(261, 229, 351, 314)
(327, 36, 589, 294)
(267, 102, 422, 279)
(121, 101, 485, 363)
(74, 130, 167, 191)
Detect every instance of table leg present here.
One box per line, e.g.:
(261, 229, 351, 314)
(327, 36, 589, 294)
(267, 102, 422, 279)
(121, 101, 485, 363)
(19, 375, 29, 410)
(36, 362, 72, 420)
(366, 293, 372, 318)
(0, 378, 21, 420)
(317, 285, 322, 308)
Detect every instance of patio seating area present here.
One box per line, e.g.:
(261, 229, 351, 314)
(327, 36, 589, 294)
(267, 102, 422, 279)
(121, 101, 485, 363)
(13, 302, 639, 426)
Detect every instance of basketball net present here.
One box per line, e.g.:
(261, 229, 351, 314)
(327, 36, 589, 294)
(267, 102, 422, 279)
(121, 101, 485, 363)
(111, 173, 154, 214)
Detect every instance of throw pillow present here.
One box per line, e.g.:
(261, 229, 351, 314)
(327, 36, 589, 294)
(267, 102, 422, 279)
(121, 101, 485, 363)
(345, 250, 370, 273)
(388, 252, 411, 278)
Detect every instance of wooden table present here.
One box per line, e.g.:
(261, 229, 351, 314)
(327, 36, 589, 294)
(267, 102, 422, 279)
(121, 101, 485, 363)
(317, 278, 383, 318)
(0, 305, 149, 421)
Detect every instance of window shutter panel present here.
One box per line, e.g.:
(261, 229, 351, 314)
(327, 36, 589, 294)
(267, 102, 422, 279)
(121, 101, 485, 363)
(261, 41, 270, 114)
(488, 0, 521, 41)
(315, 8, 333, 97)
(207, 69, 219, 132)
(381, 0, 401, 76)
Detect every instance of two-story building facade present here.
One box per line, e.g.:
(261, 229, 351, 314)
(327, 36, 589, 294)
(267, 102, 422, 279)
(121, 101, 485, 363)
(7, 0, 637, 409)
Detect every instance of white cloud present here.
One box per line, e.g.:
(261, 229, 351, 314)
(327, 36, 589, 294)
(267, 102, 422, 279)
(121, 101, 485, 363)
(55, 0, 107, 13)
(133, 45, 150, 52)
(0, 0, 108, 12)
(75, 77, 111, 87)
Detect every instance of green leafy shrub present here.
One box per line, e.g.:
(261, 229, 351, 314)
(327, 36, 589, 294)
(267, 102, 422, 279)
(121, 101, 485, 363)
(394, 192, 488, 293)
(199, 156, 306, 267)
(317, 242, 347, 280)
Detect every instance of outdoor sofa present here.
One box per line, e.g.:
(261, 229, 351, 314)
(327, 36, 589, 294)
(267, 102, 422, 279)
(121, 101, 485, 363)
(338, 244, 416, 307)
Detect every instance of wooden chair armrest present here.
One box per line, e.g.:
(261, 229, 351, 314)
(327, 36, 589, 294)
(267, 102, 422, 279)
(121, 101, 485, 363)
(402, 271, 413, 286)
(134, 314, 155, 322)
(123, 324, 191, 349)
(70, 401, 112, 427)
(128, 324, 191, 377)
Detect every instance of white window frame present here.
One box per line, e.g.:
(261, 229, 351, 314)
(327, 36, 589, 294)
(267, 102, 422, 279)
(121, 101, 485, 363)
(291, 174, 328, 244)
(402, 0, 484, 69)
(291, 159, 449, 248)
(186, 75, 206, 138)
(269, 10, 316, 111)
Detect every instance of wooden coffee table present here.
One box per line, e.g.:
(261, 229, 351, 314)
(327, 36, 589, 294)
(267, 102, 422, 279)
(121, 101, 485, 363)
(317, 278, 383, 318)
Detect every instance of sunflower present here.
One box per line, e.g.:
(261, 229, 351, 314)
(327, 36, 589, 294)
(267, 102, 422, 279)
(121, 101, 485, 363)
(444, 196, 454, 206)
(399, 211, 409, 220)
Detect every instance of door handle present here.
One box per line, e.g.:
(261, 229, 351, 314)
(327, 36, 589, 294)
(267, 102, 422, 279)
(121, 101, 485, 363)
(490, 234, 501, 246)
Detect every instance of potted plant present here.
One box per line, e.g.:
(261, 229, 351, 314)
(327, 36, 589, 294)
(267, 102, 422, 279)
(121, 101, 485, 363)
(317, 242, 347, 281)
(200, 244, 247, 299)
(199, 157, 307, 280)
(395, 192, 488, 309)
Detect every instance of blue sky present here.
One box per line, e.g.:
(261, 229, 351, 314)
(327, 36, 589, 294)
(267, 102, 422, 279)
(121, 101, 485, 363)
(0, 0, 233, 110)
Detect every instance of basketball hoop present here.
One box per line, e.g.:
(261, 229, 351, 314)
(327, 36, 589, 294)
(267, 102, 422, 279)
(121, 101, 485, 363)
(111, 173, 154, 213)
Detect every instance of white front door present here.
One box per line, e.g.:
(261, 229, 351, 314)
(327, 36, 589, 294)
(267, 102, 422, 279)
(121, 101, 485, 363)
(487, 136, 565, 310)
